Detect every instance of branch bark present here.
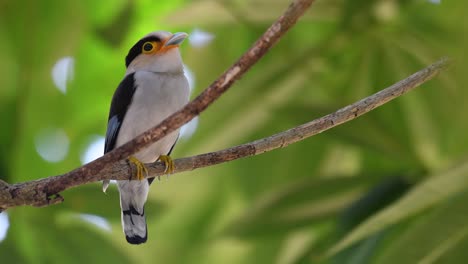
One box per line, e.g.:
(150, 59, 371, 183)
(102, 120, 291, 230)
(0, 57, 450, 210)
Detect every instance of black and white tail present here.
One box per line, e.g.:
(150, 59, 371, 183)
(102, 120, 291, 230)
(118, 180, 149, 244)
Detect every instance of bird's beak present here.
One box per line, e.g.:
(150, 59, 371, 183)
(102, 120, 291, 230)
(164, 32, 188, 47)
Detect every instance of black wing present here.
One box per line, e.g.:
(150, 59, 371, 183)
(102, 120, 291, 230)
(104, 73, 137, 153)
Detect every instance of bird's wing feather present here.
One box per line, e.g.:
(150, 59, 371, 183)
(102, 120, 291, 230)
(104, 73, 137, 153)
(103, 73, 137, 193)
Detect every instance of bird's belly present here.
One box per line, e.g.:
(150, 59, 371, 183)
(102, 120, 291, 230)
(120, 111, 180, 163)
(116, 72, 189, 163)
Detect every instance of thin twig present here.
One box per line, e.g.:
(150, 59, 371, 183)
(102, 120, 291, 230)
(0, 57, 450, 210)
(0, 0, 316, 210)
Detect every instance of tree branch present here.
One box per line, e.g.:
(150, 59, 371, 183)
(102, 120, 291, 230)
(103, 57, 451, 179)
(78, 0, 315, 180)
(0, 56, 450, 210)
(0, 0, 316, 210)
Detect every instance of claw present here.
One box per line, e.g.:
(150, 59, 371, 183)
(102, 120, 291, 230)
(159, 155, 175, 178)
(128, 156, 148, 181)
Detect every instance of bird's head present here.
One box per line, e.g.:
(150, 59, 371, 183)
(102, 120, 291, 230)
(125, 31, 188, 73)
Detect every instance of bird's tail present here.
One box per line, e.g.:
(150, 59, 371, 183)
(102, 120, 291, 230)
(118, 181, 149, 245)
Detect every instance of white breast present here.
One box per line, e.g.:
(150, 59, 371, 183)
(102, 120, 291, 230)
(116, 71, 190, 163)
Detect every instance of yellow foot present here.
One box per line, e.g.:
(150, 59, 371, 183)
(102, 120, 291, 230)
(158, 155, 175, 175)
(128, 156, 148, 181)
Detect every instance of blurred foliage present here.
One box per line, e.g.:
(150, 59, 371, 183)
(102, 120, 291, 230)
(0, 0, 467, 263)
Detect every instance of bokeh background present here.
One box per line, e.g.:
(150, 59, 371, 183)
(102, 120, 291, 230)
(1, 0, 467, 263)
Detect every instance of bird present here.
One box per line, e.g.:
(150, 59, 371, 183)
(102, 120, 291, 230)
(102, 31, 190, 245)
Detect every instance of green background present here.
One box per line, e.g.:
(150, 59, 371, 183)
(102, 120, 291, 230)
(0, 0, 467, 263)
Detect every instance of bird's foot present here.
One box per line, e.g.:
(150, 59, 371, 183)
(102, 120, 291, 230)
(158, 155, 174, 179)
(128, 156, 148, 181)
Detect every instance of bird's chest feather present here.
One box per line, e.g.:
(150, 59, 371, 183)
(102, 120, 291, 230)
(116, 71, 189, 158)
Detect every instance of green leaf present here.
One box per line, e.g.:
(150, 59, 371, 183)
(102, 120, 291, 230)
(318, 178, 410, 264)
(375, 190, 468, 264)
(327, 160, 468, 257)
(332, 231, 385, 264)
(224, 176, 372, 238)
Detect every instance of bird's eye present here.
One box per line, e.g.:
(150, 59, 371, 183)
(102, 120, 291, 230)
(142, 42, 155, 53)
